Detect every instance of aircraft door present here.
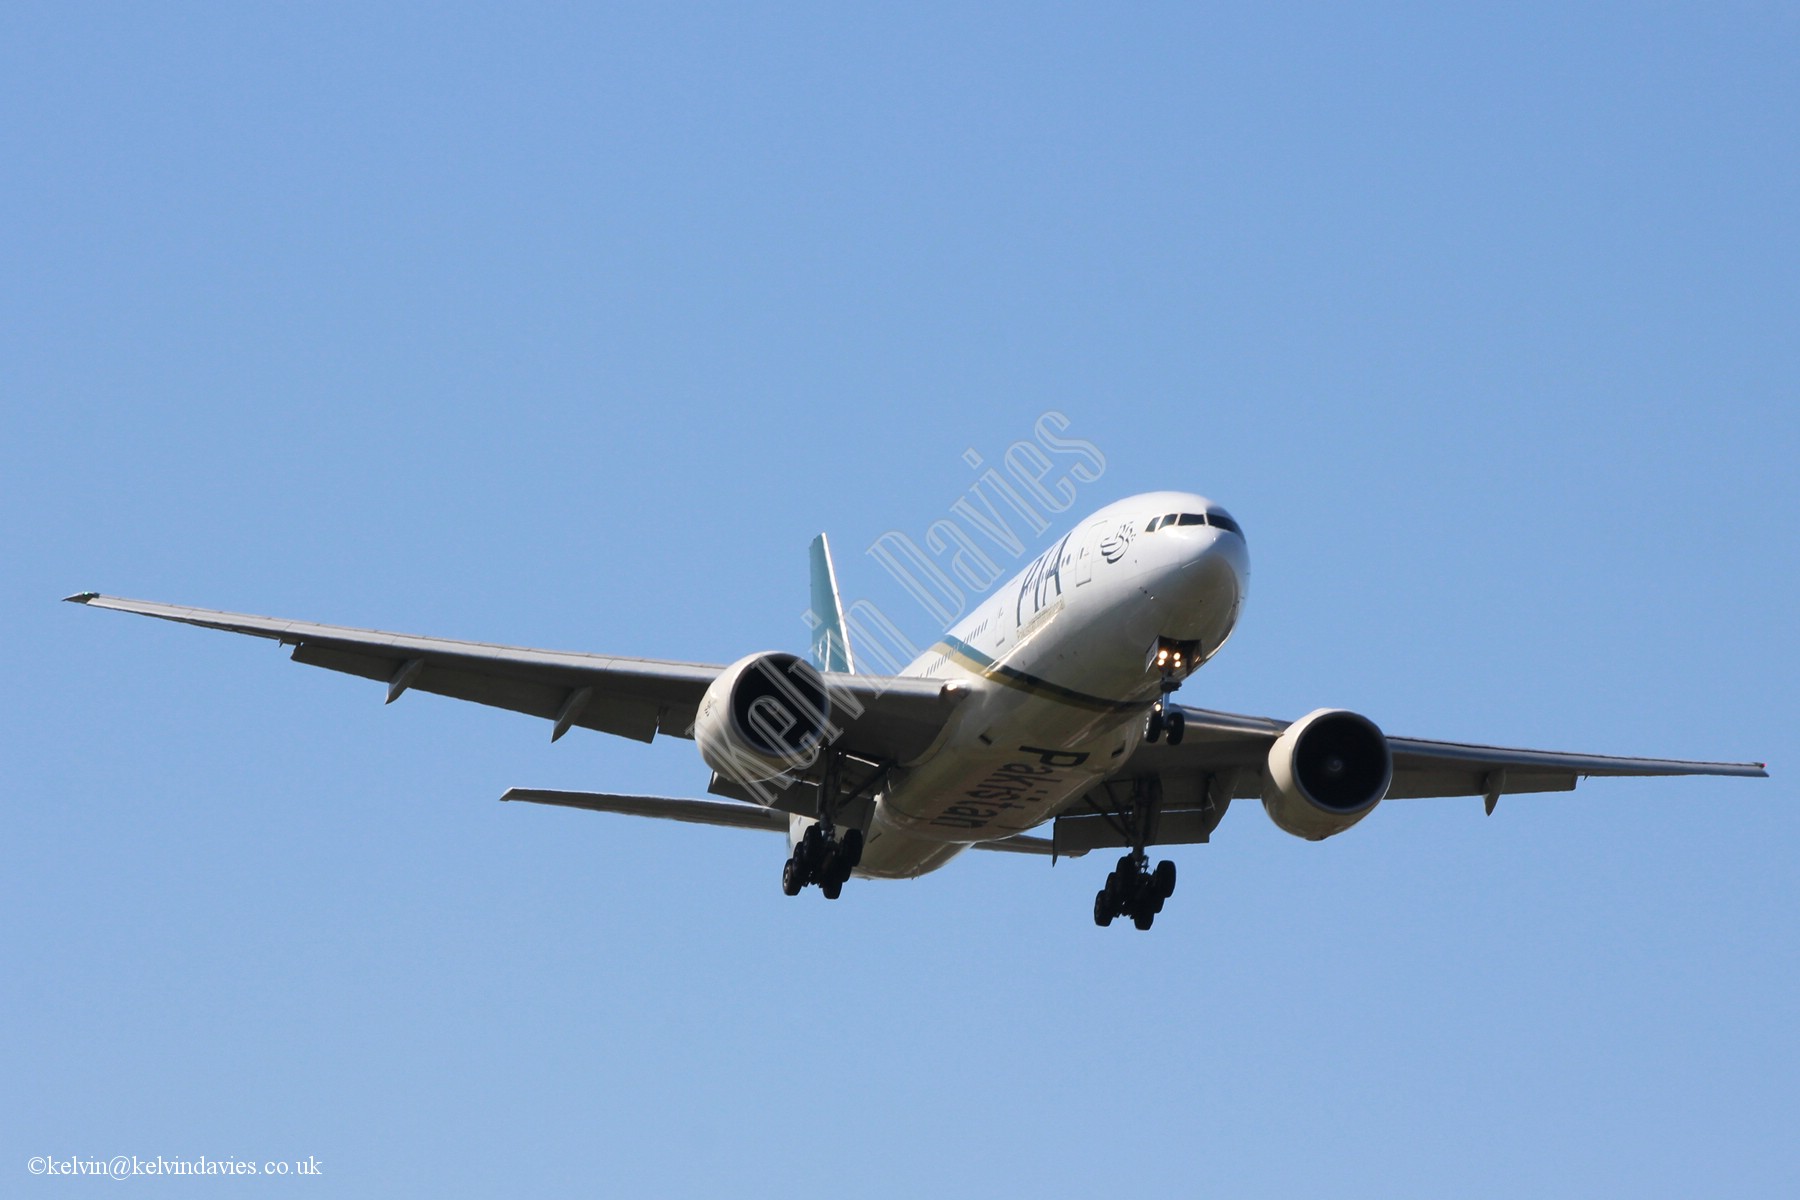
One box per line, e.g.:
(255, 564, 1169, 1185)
(1074, 521, 1102, 585)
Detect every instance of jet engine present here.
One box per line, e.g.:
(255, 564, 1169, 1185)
(695, 651, 833, 790)
(1262, 708, 1392, 841)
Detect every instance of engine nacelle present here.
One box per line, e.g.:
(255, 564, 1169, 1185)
(1262, 708, 1392, 841)
(695, 651, 833, 791)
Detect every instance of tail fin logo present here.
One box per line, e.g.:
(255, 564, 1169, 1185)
(808, 533, 857, 675)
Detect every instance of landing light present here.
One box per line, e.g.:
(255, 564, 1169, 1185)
(1148, 635, 1204, 676)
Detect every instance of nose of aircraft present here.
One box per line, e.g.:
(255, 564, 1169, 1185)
(1151, 523, 1249, 647)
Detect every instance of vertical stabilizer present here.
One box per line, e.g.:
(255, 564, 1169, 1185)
(808, 533, 856, 674)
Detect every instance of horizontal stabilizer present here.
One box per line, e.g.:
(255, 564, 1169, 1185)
(502, 788, 1078, 857)
(501, 788, 787, 833)
(971, 833, 1071, 856)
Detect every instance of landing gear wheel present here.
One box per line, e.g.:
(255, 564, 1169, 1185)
(1088, 774, 1186, 931)
(1108, 858, 1131, 907)
(783, 823, 865, 900)
(1165, 709, 1186, 745)
(790, 745, 866, 901)
(1145, 708, 1164, 743)
(1093, 849, 1182, 931)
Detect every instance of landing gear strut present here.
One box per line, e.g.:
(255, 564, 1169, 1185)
(779, 747, 870, 900)
(1086, 774, 1179, 931)
(1141, 636, 1195, 747)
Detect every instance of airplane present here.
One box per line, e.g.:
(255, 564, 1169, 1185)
(66, 490, 1767, 930)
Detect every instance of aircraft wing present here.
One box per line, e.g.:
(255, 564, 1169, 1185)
(1128, 704, 1768, 805)
(64, 593, 961, 763)
(1045, 704, 1768, 855)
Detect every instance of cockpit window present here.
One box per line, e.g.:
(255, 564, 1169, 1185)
(1148, 509, 1245, 537)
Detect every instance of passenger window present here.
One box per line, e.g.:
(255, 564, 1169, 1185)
(1177, 513, 1204, 526)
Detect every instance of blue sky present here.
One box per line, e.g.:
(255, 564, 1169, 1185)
(4, 4, 1795, 1196)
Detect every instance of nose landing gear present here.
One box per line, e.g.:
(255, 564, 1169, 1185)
(1144, 702, 1185, 746)
(1142, 636, 1197, 746)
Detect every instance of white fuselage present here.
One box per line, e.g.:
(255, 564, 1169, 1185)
(848, 491, 1251, 878)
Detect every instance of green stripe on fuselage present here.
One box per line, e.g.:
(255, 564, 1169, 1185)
(936, 635, 1142, 713)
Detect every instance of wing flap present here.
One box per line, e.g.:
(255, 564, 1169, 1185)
(286, 642, 667, 741)
(1385, 768, 1577, 801)
(1051, 809, 1221, 855)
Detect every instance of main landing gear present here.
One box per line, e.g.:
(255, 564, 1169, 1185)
(1084, 774, 1179, 931)
(780, 747, 872, 900)
(781, 822, 863, 900)
(1093, 853, 1177, 931)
